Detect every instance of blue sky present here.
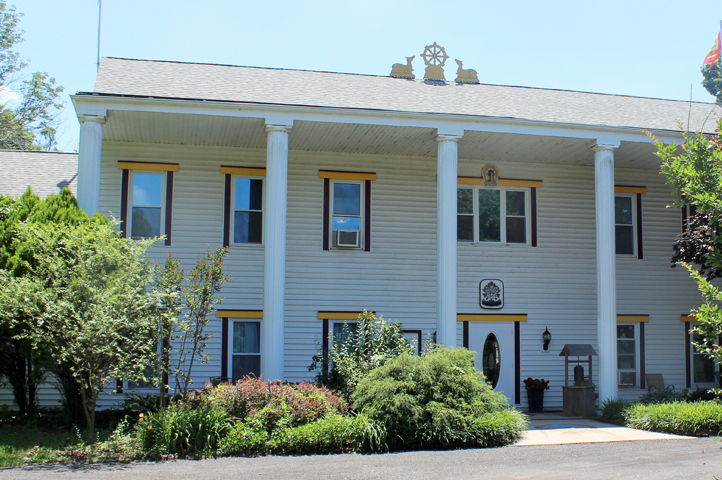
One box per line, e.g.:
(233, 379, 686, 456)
(9, 0, 722, 151)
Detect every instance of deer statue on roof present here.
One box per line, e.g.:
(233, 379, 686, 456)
(454, 59, 479, 84)
(390, 56, 415, 79)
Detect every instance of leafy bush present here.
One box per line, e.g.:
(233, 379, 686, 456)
(624, 401, 722, 436)
(309, 310, 414, 398)
(639, 387, 687, 404)
(351, 348, 526, 450)
(123, 393, 172, 416)
(219, 422, 269, 456)
(204, 379, 347, 430)
(270, 414, 386, 454)
(687, 387, 722, 402)
(135, 402, 230, 457)
(598, 398, 632, 424)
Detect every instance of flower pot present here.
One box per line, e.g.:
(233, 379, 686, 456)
(526, 387, 545, 413)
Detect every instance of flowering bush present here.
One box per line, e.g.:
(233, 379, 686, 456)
(523, 377, 550, 390)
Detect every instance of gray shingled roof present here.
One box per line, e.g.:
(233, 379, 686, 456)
(0, 150, 77, 199)
(92, 57, 722, 134)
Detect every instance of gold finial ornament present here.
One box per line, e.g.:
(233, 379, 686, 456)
(421, 42, 448, 81)
(454, 59, 479, 84)
(390, 56, 415, 79)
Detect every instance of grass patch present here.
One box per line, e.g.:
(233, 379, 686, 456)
(624, 401, 722, 436)
(0, 426, 76, 467)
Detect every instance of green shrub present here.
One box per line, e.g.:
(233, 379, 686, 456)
(219, 422, 269, 456)
(135, 402, 230, 457)
(352, 347, 526, 450)
(270, 414, 386, 454)
(625, 401, 722, 436)
(204, 379, 347, 430)
(598, 398, 632, 424)
(687, 387, 722, 402)
(309, 310, 415, 398)
(638, 387, 687, 404)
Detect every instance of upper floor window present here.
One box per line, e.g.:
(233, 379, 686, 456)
(118, 161, 177, 245)
(615, 194, 636, 255)
(130, 172, 165, 239)
(233, 177, 263, 244)
(457, 187, 530, 245)
(320, 170, 375, 252)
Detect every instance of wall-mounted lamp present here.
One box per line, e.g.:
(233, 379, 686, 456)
(542, 327, 551, 351)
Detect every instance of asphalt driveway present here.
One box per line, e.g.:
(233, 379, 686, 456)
(2, 438, 720, 480)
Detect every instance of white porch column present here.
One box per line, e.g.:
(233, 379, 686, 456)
(593, 142, 619, 402)
(436, 133, 463, 347)
(262, 123, 292, 381)
(76, 115, 106, 214)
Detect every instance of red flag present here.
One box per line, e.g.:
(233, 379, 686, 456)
(703, 31, 721, 69)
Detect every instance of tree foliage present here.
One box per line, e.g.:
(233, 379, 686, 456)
(0, 1, 63, 150)
(702, 60, 722, 104)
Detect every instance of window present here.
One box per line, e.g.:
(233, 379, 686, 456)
(617, 324, 638, 386)
(232, 177, 263, 244)
(615, 194, 635, 255)
(320, 170, 375, 251)
(457, 187, 530, 244)
(232, 321, 260, 380)
(331, 180, 363, 248)
(402, 330, 422, 355)
(331, 320, 359, 349)
(129, 172, 165, 239)
(118, 161, 176, 246)
(691, 331, 717, 385)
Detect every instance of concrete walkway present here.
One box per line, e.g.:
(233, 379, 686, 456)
(517, 412, 692, 446)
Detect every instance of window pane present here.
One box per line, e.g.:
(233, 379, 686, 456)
(233, 322, 260, 354)
(333, 183, 361, 215)
(618, 354, 635, 369)
(615, 225, 634, 255)
(235, 178, 263, 211)
(333, 216, 360, 230)
(693, 354, 716, 383)
(133, 173, 162, 206)
(617, 325, 635, 339)
(506, 217, 526, 244)
(234, 211, 263, 243)
(233, 355, 260, 380)
(457, 189, 473, 214)
(333, 322, 358, 346)
(617, 339, 636, 354)
(478, 190, 500, 242)
(131, 207, 161, 238)
(506, 191, 525, 217)
(458, 215, 473, 241)
(615, 196, 633, 225)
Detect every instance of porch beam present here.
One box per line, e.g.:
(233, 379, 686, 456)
(436, 132, 463, 347)
(593, 141, 619, 402)
(261, 122, 293, 380)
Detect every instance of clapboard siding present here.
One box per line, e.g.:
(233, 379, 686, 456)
(1, 140, 706, 411)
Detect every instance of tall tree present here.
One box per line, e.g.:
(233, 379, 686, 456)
(0, 1, 63, 150)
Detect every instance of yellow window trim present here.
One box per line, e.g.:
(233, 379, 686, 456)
(319, 170, 377, 181)
(220, 166, 267, 176)
(317, 311, 371, 320)
(217, 309, 263, 319)
(617, 315, 649, 323)
(615, 186, 646, 194)
(457, 177, 543, 188)
(457, 314, 527, 322)
(681, 314, 696, 323)
(117, 161, 179, 172)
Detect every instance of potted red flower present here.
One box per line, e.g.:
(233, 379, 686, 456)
(524, 377, 550, 413)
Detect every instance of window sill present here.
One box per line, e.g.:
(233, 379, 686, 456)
(459, 241, 531, 247)
(230, 243, 264, 249)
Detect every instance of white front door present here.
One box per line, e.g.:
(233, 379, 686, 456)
(468, 322, 515, 402)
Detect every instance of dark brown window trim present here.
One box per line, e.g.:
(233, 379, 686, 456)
(531, 187, 538, 247)
(685, 321, 692, 389)
(639, 322, 646, 389)
(514, 322, 521, 405)
(120, 168, 173, 245)
(221, 317, 229, 378)
(462, 321, 469, 349)
(223, 174, 232, 248)
(401, 329, 423, 355)
(323, 178, 372, 251)
(636, 192, 643, 259)
(116, 378, 123, 394)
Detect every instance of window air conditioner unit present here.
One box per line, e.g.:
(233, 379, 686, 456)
(334, 230, 360, 248)
(618, 371, 636, 386)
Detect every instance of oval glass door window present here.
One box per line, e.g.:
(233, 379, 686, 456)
(483, 333, 501, 388)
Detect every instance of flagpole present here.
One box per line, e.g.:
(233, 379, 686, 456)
(97, 0, 102, 71)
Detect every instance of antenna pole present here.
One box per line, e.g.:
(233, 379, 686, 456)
(97, 0, 102, 71)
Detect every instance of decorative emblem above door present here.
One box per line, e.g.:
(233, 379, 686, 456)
(480, 279, 504, 309)
(482, 165, 498, 186)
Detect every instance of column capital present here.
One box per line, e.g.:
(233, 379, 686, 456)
(78, 114, 106, 125)
(265, 123, 293, 134)
(435, 133, 463, 143)
(591, 140, 619, 152)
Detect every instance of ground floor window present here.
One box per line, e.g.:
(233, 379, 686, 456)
(691, 331, 717, 385)
(617, 324, 638, 386)
(232, 321, 260, 380)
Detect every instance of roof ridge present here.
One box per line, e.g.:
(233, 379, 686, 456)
(0, 149, 77, 155)
(101, 56, 718, 106)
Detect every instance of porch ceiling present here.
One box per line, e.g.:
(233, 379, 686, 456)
(102, 111, 664, 170)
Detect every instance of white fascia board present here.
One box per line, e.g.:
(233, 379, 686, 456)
(71, 94, 684, 145)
